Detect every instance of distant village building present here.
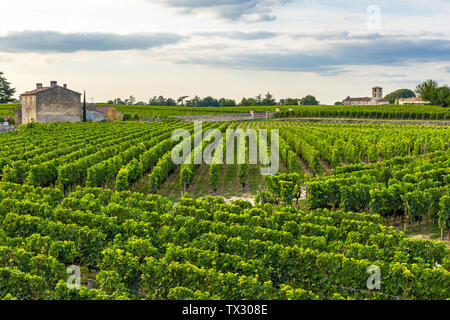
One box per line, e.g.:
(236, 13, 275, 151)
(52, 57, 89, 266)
(396, 97, 430, 105)
(341, 96, 372, 105)
(341, 86, 390, 106)
(16, 81, 82, 125)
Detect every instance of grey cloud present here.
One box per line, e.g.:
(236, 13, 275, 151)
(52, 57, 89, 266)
(0, 31, 184, 53)
(192, 30, 278, 40)
(175, 38, 450, 75)
(151, 0, 290, 22)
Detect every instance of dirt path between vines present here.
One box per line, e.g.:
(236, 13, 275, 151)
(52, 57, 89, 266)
(319, 159, 332, 174)
(297, 155, 315, 177)
(160, 169, 181, 198)
(190, 163, 210, 197)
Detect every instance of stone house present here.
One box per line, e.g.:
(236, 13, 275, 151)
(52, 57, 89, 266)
(17, 81, 82, 125)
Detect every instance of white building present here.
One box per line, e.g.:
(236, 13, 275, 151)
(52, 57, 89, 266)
(396, 97, 430, 105)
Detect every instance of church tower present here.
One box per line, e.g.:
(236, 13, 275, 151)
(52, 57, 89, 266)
(372, 86, 383, 100)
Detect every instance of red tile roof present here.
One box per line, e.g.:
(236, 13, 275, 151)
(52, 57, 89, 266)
(21, 87, 52, 96)
(21, 85, 81, 96)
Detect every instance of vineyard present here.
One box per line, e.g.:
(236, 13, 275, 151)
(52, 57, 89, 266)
(2, 0, 450, 306)
(106, 104, 450, 120)
(2, 103, 449, 122)
(0, 104, 16, 119)
(0, 120, 449, 300)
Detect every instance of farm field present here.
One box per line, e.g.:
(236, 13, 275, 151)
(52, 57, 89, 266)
(0, 119, 449, 300)
(106, 104, 450, 120)
(2, 103, 449, 122)
(3, 121, 447, 198)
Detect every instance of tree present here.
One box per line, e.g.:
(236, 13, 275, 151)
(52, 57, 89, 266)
(148, 96, 160, 105)
(334, 101, 342, 105)
(255, 94, 262, 105)
(300, 95, 319, 105)
(416, 80, 439, 104)
(219, 98, 236, 107)
(284, 98, 299, 105)
(247, 98, 257, 106)
(186, 95, 201, 107)
(166, 98, 177, 106)
(83, 91, 87, 122)
(385, 89, 415, 104)
(201, 96, 219, 107)
(177, 96, 189, 106)
(156, 96, 165, 106)
(129, 95, 136, 105)
(0, 72, 16, 103)
(240, 98, 249, 106)
(262, 92, 276, 106)
(436, 85, 450, 108)
(113, 98, 123, 105)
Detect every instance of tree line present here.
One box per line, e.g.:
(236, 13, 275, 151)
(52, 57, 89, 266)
(107, 92, 320, 107)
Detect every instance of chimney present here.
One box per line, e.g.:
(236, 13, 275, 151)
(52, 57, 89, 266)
(63, 84, 67, 89)
(36, 83, 43, 89)
(50, 81, 57, 87)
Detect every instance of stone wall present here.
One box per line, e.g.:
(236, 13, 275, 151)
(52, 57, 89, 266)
(21, 95, 37, 124)
(36, 87, 82, 123)
(14, 108, 22, 125)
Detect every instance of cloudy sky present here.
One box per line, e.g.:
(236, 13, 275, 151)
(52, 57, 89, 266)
(0, 0, 449, 104)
